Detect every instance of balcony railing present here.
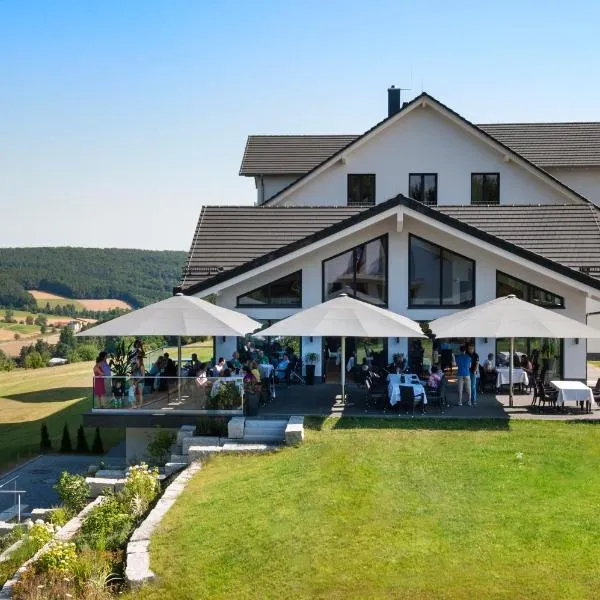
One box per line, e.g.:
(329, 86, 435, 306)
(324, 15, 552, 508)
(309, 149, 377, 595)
(92, 375, 244, 414)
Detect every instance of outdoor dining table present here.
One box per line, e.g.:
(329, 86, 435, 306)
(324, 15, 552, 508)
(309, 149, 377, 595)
(550, 380, 595, 412)
(387, 373, 427, 406)
(496, 367, 529, 388)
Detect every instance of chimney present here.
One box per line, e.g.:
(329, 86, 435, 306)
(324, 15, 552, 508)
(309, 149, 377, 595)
(388, 85, 401, 117)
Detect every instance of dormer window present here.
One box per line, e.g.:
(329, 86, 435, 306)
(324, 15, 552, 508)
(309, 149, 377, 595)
(347, 174, 376, 206)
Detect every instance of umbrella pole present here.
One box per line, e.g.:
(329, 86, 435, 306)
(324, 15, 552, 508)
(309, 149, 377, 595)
(340, 336, 346, 404)
(509, 337, 514, 408)
(177, 336, 182, 402)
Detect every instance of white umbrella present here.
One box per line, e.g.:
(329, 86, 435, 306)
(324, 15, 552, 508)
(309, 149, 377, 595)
(78, 293, 261, 376)
(258, 294, 425, 403)
(429, 294, 600, 405)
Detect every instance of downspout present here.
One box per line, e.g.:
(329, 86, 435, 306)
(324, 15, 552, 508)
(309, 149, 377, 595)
(260, 175, 265, 205)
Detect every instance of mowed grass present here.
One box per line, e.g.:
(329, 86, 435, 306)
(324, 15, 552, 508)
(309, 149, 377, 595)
(34, 297, 86, 311)
(0, 362, 124, 472)
(131, 419, 600, 600)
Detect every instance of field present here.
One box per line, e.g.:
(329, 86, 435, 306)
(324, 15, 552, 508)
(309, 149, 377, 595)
(28, 290, 132, 311)
(0, 362, 124, 472)
(144, 341, 214, 366)
(131, 418, 600, 600)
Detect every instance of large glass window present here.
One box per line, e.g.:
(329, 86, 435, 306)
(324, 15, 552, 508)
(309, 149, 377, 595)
(496, 271, 564, 308)
(237, 271, 301, 307)
(323, 235, 387, 305)
(409, 235, 475, 307)
(471, 173, 500, 205)
(409, 173, 438, 205)
(348, 174, 376, 206)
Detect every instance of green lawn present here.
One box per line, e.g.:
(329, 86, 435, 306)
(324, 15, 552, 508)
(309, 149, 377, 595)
(130, 419, 600, 600)
(0, 321, 40, 335)
(33, 297, 85, 311)
(0, 362, 124, 472)
(144, 341, 214, 366)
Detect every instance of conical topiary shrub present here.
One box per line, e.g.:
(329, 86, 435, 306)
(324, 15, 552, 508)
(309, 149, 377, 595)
(91, 427, 104, 454)
(75, 425, 89, 453)
(40, 423, 52, 452)
(60, 424, 72, 453)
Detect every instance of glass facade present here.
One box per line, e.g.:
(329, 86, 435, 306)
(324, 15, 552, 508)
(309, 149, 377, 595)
(237, 271, 301, 307)
(409, 235, 474, 307)
(496, 271, 564, 308)
(323, 235, 387, 305)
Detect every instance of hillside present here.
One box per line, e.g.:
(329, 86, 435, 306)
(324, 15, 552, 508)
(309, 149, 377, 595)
(0, 247, 187, 309)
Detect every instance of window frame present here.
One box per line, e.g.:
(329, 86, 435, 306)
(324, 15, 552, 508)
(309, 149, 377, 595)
(347, 173, 376, 207)
(471, 172, 500, 205)
(496, 270, 565, 309)
(408, 173, 438, 206)
(321, 234, 388, 306)
(408, 234, 476, 308)
(236, 270, 302, 308)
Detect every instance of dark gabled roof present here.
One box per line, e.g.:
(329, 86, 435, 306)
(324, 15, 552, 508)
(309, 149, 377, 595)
(179, 206, 364, 290)
(478, 123, 600, 167)
(258, 93, 594, 208)
(240, 123, 600, 176)
(177, 197, 600, 296)
(240, 135, 358, 175)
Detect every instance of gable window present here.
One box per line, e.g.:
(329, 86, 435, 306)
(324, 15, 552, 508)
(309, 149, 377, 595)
(409, 235, 475, 307)
(348, 174, 376, 206)
(471, 173, 499, 205)
(237, 271, 302, 307)
(409, 173, 438, 206)
(323, 235, 387, 306)
(496, 271, 564, 308)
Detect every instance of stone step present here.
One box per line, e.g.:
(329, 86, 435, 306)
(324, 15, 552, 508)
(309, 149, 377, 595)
(164, 462, 187, 477)
(170, 454, 187, 464)
(221, 443, 278, 453)
(244, 419, 288, 430)
(242, 432, 285, 443)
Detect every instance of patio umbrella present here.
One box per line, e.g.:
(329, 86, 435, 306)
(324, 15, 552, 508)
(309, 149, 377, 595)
(257, 294, 425, 404)
(77, 293, 261, 376)
(429, 294, 600, 405)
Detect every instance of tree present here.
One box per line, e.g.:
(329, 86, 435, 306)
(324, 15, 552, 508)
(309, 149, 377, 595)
(13, 333, 20, 341)
(60, 424, 73, 453)
(4, 308, 14, 323)
(40, 423, 52, 452)
(75, 425, 89, 453)
(91, 427, 104, 454)
(34, 315, 47, 327)
(25, 315, 34, 325)
(56, 326, 76, 358)
(23, 350, 45, 369)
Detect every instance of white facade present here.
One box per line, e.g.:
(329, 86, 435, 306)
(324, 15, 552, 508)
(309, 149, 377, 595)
(255, 174, 299, 204)
(200, 205, 595, 380)
(546, 167, 600, 208)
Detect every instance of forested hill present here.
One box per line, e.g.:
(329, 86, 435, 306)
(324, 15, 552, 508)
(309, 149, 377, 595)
(0, 247, 187, 309)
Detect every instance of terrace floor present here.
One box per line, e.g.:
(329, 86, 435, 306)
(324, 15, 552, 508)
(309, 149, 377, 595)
(257, 381, 600, 420)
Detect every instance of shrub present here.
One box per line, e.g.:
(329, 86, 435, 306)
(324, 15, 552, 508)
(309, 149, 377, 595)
(147, 430, 176, 466)
(25, 315, 34, 325)
(0, 525, 25, 553)
(79, 494, 133, 551)
(122, 463, 160, 518)
(77, 343, 99, 362)
(24, 351, 45, 369)
(195, 416, 228, 437)
(76, 425, 90, 453)
(60, 424, 72, 452)
(40, 423, 52, 452)
(49, 506, 73, 528)
(54, 472, 90, 513)
(91, 427, 104, 454)
(28, 522, 55, 552)
(35, 540, 77, 574)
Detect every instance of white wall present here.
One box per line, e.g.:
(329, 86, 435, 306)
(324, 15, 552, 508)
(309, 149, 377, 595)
(255, 175, 299, 204)
(546, 167, 600, 207)
(201, 210, 590, 379)
(270, 107, 576, 208)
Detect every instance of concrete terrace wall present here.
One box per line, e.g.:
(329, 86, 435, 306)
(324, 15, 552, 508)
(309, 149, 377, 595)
(207, 212, 589, 380)
(272, 107, 575, 208)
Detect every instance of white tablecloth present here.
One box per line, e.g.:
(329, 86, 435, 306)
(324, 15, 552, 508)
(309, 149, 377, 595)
(550, 380, 595, 406)
(387, 374, 427, 406)
(496, 368, 528, 387)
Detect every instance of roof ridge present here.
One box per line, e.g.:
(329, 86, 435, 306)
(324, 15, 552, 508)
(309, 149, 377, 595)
(479, 121, 600, 126)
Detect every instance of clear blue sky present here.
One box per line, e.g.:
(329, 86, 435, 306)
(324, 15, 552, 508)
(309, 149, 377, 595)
(1, 0, 599, 251)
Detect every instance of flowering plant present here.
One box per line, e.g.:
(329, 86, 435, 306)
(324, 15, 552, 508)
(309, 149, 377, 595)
(35, 540, 77, 573)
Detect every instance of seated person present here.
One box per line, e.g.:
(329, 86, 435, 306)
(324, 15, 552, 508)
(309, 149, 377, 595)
(390, 353, 407, 372)
(231, 351, 242, 371)
(213, 357, 226, 376)
(221, 368, 232, 378)
(482, 353, 495, 372)
(427, 365, 442, 389)
(250, 360, 261, 382)
(275, 354, 290, 381)
(242, 365, 259, 391)
(257, 350, 270, 365)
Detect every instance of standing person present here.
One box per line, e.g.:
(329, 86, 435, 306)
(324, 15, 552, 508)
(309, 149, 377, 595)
(128, 339, 145, 366)
(98, 351, 112, 404)
(131, 355, 146, 409)
(454, 345, 472, 406)
(93, 356, 106, 408)
(466, 342, 480, 406)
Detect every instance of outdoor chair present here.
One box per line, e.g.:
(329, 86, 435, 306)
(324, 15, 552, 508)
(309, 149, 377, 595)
(289, 359, 305, 385)
(425, 383, 444, 413)
(399, 385, 425, 417)
(591, 378, 600, 404)
(479, 369, 497, 394)
(536, 380, 557, 411)
(364, 378, 387, 411)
